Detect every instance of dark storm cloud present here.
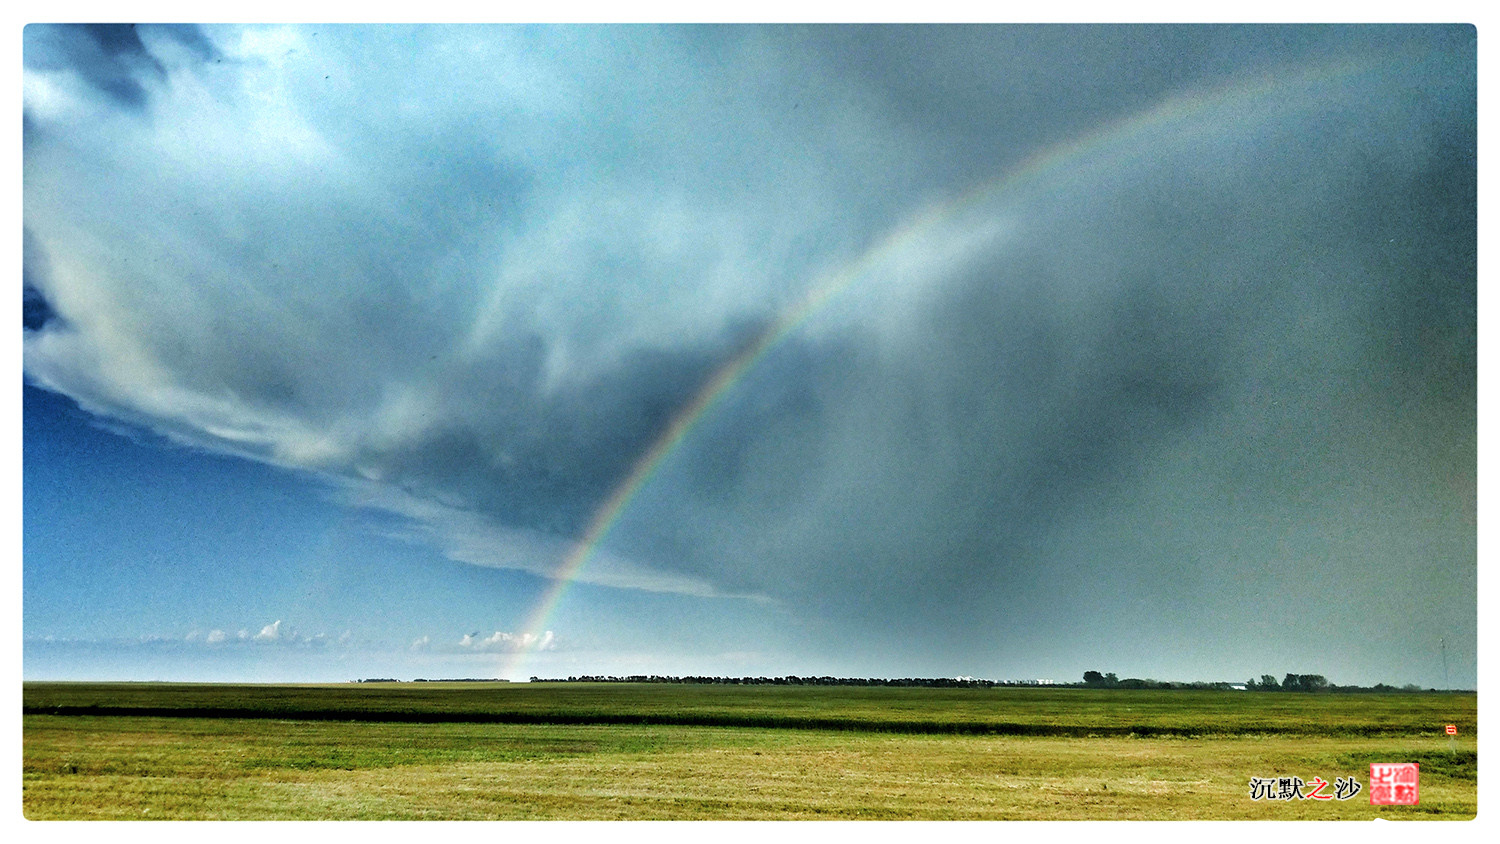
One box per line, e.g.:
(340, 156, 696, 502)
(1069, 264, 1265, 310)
(22, 25, 1474, 681)
(340, 317, 775, 540)
(787, 24, 1471, 191)
(592, 38, 1474, 680)
(22, 24, 219, 110)
(23, 229, 58, 332)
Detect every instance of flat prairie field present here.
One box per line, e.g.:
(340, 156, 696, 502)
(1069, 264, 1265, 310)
(22, 682, 1477, 820)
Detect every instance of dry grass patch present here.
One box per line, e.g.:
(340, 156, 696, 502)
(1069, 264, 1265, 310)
(24, 716, 1478, 820)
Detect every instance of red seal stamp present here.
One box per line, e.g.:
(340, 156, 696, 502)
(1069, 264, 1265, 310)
(1369, 763, 1419, 805)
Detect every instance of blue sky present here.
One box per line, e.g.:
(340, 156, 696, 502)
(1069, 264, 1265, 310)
(21, 24, 1476, 686)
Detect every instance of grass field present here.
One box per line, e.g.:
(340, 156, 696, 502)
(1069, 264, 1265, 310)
(22, 682, 1478, 820)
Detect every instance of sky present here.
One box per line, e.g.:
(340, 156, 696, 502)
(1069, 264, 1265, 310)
(20, 23, 1477, 686)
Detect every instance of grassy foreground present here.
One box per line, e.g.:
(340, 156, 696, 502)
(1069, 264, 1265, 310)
(22, 682, 1478, 820)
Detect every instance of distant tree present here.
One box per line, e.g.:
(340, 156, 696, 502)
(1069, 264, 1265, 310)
(1279, 673, 1329, 693)
(1105, 672, 1119, 686)
(1084, 671, 1105, 685)
(1259, 674, 1280, 690)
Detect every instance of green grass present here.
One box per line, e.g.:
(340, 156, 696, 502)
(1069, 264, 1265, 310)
(22, 681, 1476, 736)
(21, 683, 1479, 820)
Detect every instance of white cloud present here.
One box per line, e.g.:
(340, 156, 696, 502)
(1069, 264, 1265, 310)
(456, 630, 554, 653)
(25, 619, 365, 656)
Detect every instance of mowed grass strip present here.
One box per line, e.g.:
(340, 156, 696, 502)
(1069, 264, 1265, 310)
(23, 715, 1477, 820)
(21, 682, 1478, 737)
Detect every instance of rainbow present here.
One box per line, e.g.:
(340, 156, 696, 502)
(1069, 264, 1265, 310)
(501, 56, 1371, 679)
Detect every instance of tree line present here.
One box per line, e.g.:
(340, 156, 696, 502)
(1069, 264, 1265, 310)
(1246, 673, 1328, 692)
(1085, 670, 1435, 693)
(521, 672, 1441, 691)
(1081, 671, 1240, 690)
(356, 672, 1439, 691)
(530, 675, 1011, 687)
